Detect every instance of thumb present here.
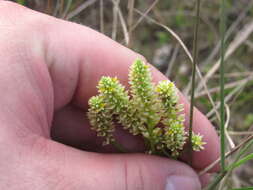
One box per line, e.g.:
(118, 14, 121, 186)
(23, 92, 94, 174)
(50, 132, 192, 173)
(42, 141, 201, 190)
(92, 154, 201, 190)
(87, 155, 201, 190)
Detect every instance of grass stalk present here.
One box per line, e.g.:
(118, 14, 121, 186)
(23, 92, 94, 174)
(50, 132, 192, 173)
(219, 0, 226, 172)
(100, 0, 104, 33)
(189, 0, 201, 162)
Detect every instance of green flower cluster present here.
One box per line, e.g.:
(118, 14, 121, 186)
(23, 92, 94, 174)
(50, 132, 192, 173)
(156, 81, 187, 157)
(88, 59, 206, 157)
(88, 95, 115, 145)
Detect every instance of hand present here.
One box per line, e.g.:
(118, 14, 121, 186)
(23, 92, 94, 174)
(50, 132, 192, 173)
(0, 1, 219, 190)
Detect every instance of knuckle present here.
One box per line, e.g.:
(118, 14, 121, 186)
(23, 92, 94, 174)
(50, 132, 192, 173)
(0, 1, 49, 41)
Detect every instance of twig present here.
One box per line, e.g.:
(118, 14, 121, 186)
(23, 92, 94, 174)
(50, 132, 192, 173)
(127, 0, 135, 47)
(130, 0, 160, 33)
(206, 74, 253, 118)
(212, 71, 253, 79)
(228, 131, 253, 136)
(134, 9, 193, 63)
(66, 0, 97, 20)
(202, 1, 253, 69)
(165, 44, 179, 77)
(111, 0, 119, 40)
(53, 0, 60, 17)
(117, 6, 130, 45)
(61, 0, 73, 19)
(100, 0, 104, 33)
(196, 20, 253, 93)
(195, 75, 253, 98)
(225, 104, 235, 149)
(199, 134, 253, 176)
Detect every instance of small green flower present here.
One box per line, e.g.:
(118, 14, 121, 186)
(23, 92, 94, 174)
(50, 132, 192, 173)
(191, 133, 206, 151)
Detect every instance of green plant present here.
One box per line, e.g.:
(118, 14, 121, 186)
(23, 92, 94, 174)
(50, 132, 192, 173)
(244, 113, 253, 128)
(16, 0, 25, 5)
(87, 59, 205, 158)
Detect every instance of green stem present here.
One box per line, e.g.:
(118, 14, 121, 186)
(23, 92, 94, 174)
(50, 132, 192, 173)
(219, 0, 226, 172)
(162, 149, 172, 158)
(148, 128, 156, 154)
(204, 171, 227, 190)
(112, 141, 129, 153)
(147, 120, 156, 154)
(189, 0, 201, 163)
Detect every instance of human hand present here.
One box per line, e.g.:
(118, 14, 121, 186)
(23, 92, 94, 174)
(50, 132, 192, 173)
(0, 1, 219, 190)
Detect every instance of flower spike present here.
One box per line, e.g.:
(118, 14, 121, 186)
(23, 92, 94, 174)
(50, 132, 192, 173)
(87, 59, 206, 157)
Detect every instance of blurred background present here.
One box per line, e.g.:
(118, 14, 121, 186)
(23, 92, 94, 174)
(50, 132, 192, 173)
(11, 0, 253, 189)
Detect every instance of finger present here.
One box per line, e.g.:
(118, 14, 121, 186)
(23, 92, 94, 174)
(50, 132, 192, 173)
(51, 105, 144, 152)
(52, 105, 219, 171)
(199, 173, 211, 188)
(26, 137, 202, 190)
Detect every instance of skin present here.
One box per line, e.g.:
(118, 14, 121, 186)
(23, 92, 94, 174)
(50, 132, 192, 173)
(0, 1, 220, 190)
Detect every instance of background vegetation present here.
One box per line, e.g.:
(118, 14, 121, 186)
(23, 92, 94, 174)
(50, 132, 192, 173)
(13, 0, 253, 189)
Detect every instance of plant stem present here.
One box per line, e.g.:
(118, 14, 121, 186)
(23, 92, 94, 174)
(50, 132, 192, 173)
(189, 0, 201, 163)
(205, 171, 227, 190)
(147, 123, 156, 154)
(162, 149, 171, 158)
(112, 141, 129, 153)
(220, 0, 226, 172)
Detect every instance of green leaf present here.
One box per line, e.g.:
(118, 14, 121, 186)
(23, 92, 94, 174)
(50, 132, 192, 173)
(229, 188, 253, 190)
(228, 153, 253, 171)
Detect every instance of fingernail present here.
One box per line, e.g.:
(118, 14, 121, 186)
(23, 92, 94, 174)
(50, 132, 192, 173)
(165, 175, 201, 190)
